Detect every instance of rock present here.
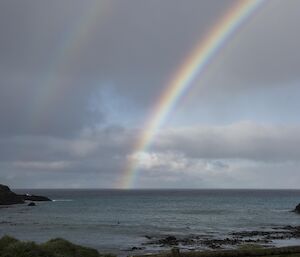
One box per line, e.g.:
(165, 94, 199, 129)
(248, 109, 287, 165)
(158, 236, 178, 246)
(28, 202, 36, 206)
(0, 184, 11, 192)
(131, 247, 145, 251)
(21, 194, 51, 202)
(145, 235, 180, 247)
(294, 203, 300, 213)
(0, 184, 24, 205)
(125, 246, 146, 252)
(0, 184, 51, 205)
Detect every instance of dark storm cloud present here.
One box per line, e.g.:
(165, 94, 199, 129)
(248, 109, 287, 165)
(0, 126, 135, 188)
(0, 126, 134, 163)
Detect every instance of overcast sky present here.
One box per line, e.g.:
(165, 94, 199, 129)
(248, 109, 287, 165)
(1, 0, 300, 189)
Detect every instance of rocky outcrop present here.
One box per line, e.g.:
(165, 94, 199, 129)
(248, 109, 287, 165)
(294, 203, 300, 213)
(143, 226, 300, 250)
(0, 184, 24, 205)
(158, 236, 178, 245)
(21, 194, 51, 202)
(0, 184, 51, 205)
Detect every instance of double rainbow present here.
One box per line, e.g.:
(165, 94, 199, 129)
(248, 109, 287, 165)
(120, 0, 265, 189)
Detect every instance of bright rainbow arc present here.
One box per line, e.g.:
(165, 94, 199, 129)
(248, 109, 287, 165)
(120, 0, 265, 189)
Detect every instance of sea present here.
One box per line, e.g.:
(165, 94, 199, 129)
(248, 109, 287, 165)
(1, 189, 300, 256)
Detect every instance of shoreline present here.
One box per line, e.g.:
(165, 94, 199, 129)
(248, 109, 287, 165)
(2, 209, 300, 255)
(3, 226, 300, 256)
(1, 236, 300, 257)
(136, 245, 300, 257)
(127, 225, 300, 254)
(2, 188, 300, 255)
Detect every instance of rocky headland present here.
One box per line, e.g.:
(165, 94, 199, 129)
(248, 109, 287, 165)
(294, 203, 300, 214)
(0, 184, 51, 205)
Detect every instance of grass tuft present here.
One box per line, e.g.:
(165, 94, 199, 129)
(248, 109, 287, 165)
(0, 236, 115, 257)
(42, 238, 100, 257)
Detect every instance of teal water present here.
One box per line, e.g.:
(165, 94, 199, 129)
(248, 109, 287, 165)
(1, 189, 300, 255)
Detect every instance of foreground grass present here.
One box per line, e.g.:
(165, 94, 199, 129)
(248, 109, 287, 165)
(0, 236, 115, 257)
(2, 236, 300, 257)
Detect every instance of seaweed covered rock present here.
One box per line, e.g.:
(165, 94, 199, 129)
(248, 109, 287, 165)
(159, 236, 178, 245)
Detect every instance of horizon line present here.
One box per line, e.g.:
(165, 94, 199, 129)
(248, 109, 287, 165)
(12, 187, 300, 191)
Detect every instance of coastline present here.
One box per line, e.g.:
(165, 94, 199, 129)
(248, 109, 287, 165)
(136, 225, 300, 254)
(1, 236, 300, 257)
(1, 189, 300, 256)
(2, 225, 300, 256)
(136, 246, 300, 257)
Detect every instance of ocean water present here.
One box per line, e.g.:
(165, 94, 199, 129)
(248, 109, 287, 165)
(1, 189, 300, 255)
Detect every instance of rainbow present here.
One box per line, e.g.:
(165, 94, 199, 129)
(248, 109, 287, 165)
(120, 0, 265, 189)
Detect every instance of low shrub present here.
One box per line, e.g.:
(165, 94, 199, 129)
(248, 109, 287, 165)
(0, 236, 115, 257)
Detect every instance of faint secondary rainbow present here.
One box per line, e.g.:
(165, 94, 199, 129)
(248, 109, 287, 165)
(120, 0, 265, 189)
(32, 1, 112, 129)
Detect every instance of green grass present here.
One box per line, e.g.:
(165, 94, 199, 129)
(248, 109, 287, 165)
(0, 236, 115, 257)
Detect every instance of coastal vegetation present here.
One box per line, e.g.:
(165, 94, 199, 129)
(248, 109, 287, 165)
(0, 236, 114, 257)
(2, 236, 300, 257)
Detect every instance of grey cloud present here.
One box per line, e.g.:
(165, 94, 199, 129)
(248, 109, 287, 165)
(1, 122, 300, 188)
(0, 125, 135, 188)
(0, 163, 120, 188)
(133, 155, 300, 189)
(0, 125, 135, 162)
(152, 122, 300, 162)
